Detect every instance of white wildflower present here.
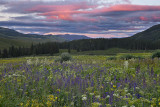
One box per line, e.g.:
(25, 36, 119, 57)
(127, 93, 131, 96)
(19, 89, 23, 91)
(92, 102, 101, 106)
(113, 93, 119, 97)
(27, 59, 32, 65)
(95, 95, 101, 99)
(71, 102, 74, 105)
(106, 95, 110, 98)
(89, 93, 94, 96)
(82, 96, 87, 101)
(124, 87, 128, 92)
(82, 94, 87, 101)
(125, 89, 128, 92)
(35, 58, 39, 65)
(135, 87, 140, 90)
(124, 61, 129, 69)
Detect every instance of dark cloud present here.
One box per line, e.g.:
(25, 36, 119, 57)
(0, 0, 160, 38)
(0, 1, 7, 5)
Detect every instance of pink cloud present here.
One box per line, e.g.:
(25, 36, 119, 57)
(44, 32, 127, 38)
(139, 16, 148, 21)
(123, 14, 160, 22)
(26, 4, 160, 22)
(139, 15, 160, 21)
(26, 2, 97, 21)
(93, 4, 160, 14)
(152, 15, 160, 21)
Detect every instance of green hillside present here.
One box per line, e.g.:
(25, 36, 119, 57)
(0, 27, 90, 49)
(0, 27, 66, 49)
(131, 24, 160, 41)
(1, 24, 160, 50)
(0, 37, 31, 49)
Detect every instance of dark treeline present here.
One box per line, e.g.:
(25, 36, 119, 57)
(60, 38, 160, 51)
(0, 42, 59, 58)
(1, 38, 160, 58)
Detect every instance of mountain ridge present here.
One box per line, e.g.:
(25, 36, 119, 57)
(0, 27, 90, 49)
(130, 24, 160, 41)
(1, 24, 160, 49)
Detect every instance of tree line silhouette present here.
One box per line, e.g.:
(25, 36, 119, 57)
(0, 42, 59, 58)
(59, 38, 160, 51)
(0, 38, 160, 58)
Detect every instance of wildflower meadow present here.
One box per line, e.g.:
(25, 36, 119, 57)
(0, 55, 160, 107)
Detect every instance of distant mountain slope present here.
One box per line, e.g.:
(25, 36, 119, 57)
(0, 27, 90, 49)
(131, 24, 160, 41)
(0, 27, 58, 49)
(54, 34, 90, 41)
(0, 27, 24, 38)
(0, 36, 31, 49)
(1, 24, 160, 50)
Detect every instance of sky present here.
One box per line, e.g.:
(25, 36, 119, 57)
(0, 0, 160, 38)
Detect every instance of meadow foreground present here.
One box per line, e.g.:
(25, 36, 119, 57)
(0, 55, 160, 107)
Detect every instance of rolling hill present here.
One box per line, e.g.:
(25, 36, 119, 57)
(131, 24, 160, 41)
(0, 27, 90, 49)
(54, 34, 90, 41)
(1, 24, 160, 50)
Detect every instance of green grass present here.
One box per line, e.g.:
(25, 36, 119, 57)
(0, 53, 160, 106)
(76, 48, 130, 55)
(0, 37, 32, 49)
(117, 53, 152, 58)
(59, 48, 155, 56)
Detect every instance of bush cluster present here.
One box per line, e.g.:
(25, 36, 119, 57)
(107, 56, 117, 60)
(120, 54, 135, 60)
(152, 51, 160, 59)
(55, 52, 72, 63)
(120, 54, 144, 60)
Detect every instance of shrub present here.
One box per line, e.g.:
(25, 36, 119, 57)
(120, 54, 135, 60)
(107, 56, 117, 60)
(152, 51, 160, 59)
(60, 52, 72, 62)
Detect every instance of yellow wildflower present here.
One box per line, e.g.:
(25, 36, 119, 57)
(57, 89, 60, 92)
(25, 100, 30, 107)
(113, 85, 116, 88)
(92, 102, 101, 107)
(100, 85, 104, 89)
(17, 79, 21, 82)
(132, 74, 135, 78)
(55, 96, 58, 100)
(46, 101, 52, 107)
(48, 95, 56, 102)
(19, 103, 23, 106)
(106, 104, 111, 107)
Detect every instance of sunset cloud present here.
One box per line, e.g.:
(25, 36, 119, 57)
(25, 4, 160, 22)
(0, 0, 160, 38)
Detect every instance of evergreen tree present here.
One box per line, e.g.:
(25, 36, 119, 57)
(30, 43, 34, 55)
(0, 49, 1, 58)
(68, 43, 71, 53)
(2, 49, 8, 58)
